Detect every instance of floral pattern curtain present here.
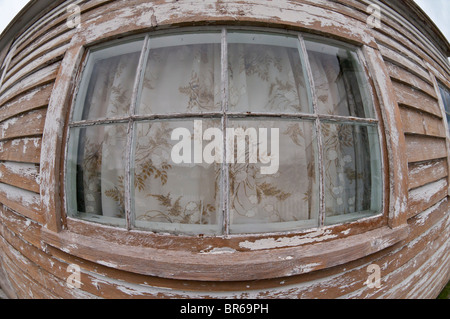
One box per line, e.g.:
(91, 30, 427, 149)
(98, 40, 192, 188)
(70, 33, 380, 233)
(73, 48, 141, 223)
(307, 41, 379, 222)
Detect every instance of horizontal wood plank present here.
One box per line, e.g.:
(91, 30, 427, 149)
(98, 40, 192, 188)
(0, 162, 40, 194)
(0, 84, 52, 122)
(0, 0, 448, 300)
(0, 230, 96, 299)
(408, 159, 448, 190)
(0, 108, 46, 141)
(0, 241, 58, 299)
(393, 81, 442, 117)
(0, 206, 42, 248)
(386, 61, 437, 98)
(0, 137, 41, 164)
(0, 63, 58, 107)
(348, 208, 449, 298)
(0, 188, 43, 226)
(407, 178, 448, 220)
(378, 43, 431, 83)
(400, 106, 447, 138)
(405, 135, 447, 163)
(41, 225, 409, 282)
(7, 30, 72, 78)
(2, 44, 67, 91)
(379, 223, 449, 298)
(9, 0, 115, 68)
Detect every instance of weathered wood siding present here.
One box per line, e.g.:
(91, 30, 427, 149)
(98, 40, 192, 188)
(0, 0, 448, 299)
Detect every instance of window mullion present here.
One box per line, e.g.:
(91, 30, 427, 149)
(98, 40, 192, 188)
(125, 35, 151, 230)
(298, 34, 326, 228)
(221, 27, 230, 235)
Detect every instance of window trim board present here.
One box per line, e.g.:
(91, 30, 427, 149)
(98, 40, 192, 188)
(41, 223, 409, 281)
(361, 46, 409, 228)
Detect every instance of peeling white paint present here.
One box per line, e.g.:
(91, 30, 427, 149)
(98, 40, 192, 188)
(415, 198, 446, 226)
(291, 262, 322, 275)
(200, 247, 237, 255)
(409, 179, 447, 203)
(96, 260, 119, 268)
(0, 182, 40, 208)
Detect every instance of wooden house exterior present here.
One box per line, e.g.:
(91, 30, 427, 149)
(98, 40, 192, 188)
(0, 0, 448, 299)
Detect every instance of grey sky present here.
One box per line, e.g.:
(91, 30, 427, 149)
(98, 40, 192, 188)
(415, 0, 449, 42)
(0, 0, 448, 41)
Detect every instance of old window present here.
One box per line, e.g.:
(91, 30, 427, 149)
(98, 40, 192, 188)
(66, 28, 382, 235)
(438, 83, 450, 133)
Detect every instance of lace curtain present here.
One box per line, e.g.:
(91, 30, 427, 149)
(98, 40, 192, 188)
(71, 34, 380, 233)
(307, 42, 378, 222)
(73, 48, 141, 223)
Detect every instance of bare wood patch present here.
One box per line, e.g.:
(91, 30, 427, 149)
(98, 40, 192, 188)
(399, 106, 447, 138)
(405, 135, 447, 163)
(393, 81, 442, 118)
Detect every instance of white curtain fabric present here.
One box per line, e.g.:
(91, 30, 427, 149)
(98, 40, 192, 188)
(77, 52, 140, 221)
(133, 40, 318, 232)
(228, 42, 310, 114)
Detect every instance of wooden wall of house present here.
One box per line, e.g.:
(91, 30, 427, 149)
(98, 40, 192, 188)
(0, 0, 448, 299)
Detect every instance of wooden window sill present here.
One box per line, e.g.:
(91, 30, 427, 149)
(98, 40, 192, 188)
(41, 225, 409, 281)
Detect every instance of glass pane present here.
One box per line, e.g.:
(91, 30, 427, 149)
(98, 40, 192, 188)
(228, 32, 312, 114)
(137, 33, 222, 115)
(133, 119, 223, 235)
(322, 123, 382, 225)
(306, 40, 374, 118)
(73, 40, 144, 121)
(228, 119, 319, 234)
(438, 84, 450, 132)
(67, 124, 128, 227)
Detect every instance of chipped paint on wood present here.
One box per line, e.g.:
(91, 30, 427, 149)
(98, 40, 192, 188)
(238, 229, 337, 250)
(0, 0, 448, 299)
